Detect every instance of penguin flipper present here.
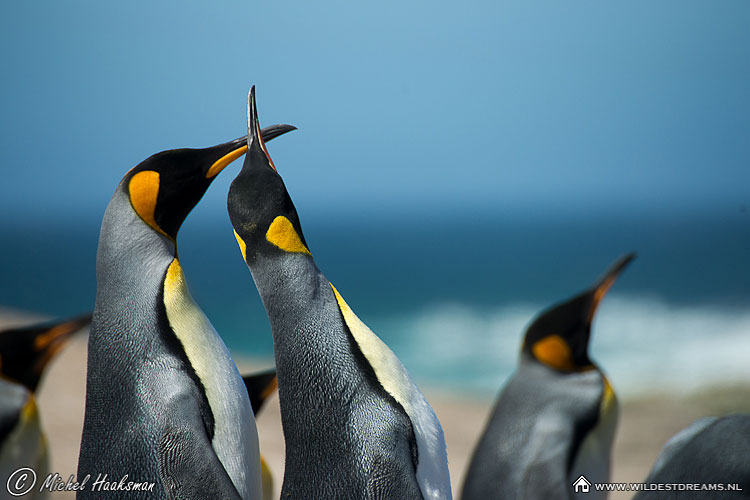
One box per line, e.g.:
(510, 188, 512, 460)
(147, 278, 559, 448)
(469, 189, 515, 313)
(158, 424, 242, 500)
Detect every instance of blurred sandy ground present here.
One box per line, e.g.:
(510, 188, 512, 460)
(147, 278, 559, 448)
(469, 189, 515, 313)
(3, 308, 749, 500)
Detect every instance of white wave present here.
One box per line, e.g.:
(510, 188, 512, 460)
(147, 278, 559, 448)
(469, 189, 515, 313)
(593, 295, 750, 396)
(374, 295, 750, 398)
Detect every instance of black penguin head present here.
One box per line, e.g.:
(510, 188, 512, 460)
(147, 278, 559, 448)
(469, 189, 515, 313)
(228, 86, 310, 264)
(521, 254, 635, 372)
(0, 313, 91, 392)
(124, 124, 296, 241)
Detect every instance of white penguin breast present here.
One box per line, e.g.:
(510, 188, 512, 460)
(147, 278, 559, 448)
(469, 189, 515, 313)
(570, 374, 618, 500)
(331, 285, 453, 500)
(163, 259, 260, 500)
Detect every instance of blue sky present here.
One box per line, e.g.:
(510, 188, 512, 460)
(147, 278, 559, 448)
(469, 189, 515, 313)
(1, 1, 749, 225)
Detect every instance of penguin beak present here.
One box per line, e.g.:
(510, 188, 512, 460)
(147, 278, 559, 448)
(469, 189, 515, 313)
(586, 253, 636, 323)
(32, 313, 92, 379)
(205, 123, 297, 179)
(259, 124, 298, 142)
(247, 85, 279, 172)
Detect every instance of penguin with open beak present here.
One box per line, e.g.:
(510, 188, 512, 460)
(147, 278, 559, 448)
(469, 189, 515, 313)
(78, 124, 294, 500)
(461, 254, 635, 500)
(227, 87, 452, 499)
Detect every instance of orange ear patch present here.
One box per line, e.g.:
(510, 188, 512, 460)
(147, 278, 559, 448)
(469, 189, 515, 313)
(532, 334, 578, 372)
(128, 170, 168, 237)
(265, 216, 311, 255)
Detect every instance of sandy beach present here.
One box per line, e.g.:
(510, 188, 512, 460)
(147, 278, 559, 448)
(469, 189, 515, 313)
(4, 308, 748, 499)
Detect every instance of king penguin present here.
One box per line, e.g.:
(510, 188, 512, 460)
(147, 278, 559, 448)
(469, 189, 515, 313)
(0, 314, 90, 496)
(227, 87, 452, 500)
(0, 378, 45, 497)
(633, 415, 750, 499)
(78, 124, 294, 500)
(461, 254, 635, 500)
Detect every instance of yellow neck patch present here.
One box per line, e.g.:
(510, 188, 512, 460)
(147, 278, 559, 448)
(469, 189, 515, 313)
(21, 393, 38, 423)
(265, 216, 311, 255)
(234, 230, 248, 261)
(163, 257, 260, 496)
(531, 334, 580, 372)
(330, 284, 413, 407)
(260, 455, 273, 500)
(206, 145, 248, 179)
(129, 170, 168, 237)
(600, 374, 616, 413)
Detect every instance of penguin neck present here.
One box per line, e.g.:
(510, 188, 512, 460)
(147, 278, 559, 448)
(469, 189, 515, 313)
(245, 251, 454, 500)
(245, 252, 359, 459)
(248, 251, 337, 356)
(96, 188, 177, 292)
(245, 250, 364, 412)
(92, 188, 178, 353)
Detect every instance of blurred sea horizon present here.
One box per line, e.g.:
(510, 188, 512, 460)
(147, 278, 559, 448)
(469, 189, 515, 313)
(1, 207, 748, 399)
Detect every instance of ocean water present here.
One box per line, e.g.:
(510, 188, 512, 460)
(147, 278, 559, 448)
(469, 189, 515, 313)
(1, 208, 748, 398)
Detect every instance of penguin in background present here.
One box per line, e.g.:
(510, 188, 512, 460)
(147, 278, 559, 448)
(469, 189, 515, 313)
(461, 254, 635, 500)
(0, 314, 90, 496)
(0, 378, 45, 496)
(632, 416, 750, 499)
(241, 369, 278, 500)
(0, 313, 91, 391)
(78, 125, 294, 500)
(242, 369, 277, 415)
(227, 87, 452, 499)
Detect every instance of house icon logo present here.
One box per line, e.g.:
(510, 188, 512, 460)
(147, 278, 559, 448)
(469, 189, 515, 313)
(572, 475, 591, 493)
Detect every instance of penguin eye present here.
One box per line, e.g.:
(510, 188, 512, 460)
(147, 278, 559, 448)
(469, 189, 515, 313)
(128, 170, 169, 238)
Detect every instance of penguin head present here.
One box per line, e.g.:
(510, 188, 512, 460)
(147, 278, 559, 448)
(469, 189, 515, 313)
(228, 86, 310, 264)
(521, 253, 635, 372)
(124, 124, 296, 241)
(0, 313, 91, 392)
